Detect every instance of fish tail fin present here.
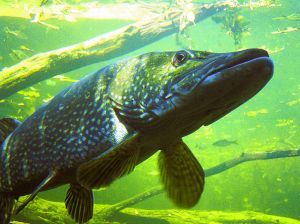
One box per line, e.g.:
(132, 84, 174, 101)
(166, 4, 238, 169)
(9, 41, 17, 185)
(0, 117, 21, 145)
(0, 194, 15, 224)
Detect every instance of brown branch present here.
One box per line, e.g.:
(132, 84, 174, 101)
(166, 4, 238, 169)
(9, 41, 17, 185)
(0, 2, 221, 99)
(108, 187, 163, 213)
(0, 0, 274, 99)
(98, 187, 163, 219)
(103, 149, 300, 215)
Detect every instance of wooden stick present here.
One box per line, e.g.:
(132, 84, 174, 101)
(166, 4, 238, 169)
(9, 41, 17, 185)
(0, 0, 274, 99)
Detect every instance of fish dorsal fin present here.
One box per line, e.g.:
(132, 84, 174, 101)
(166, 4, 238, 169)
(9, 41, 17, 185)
(77, 133, 140, 189)
(65, 184, 94, 224)
(0, 117, 21, 145)
(158, 139, 205, 208)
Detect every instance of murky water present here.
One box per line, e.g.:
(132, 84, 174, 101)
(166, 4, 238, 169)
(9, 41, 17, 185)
(0, 0, 299, 223)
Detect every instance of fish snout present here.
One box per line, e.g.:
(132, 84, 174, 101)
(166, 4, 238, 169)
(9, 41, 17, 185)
(194, 49, 274, 125)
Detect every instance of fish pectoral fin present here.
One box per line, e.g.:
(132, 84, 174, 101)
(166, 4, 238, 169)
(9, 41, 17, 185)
(77, 134, 140, 189)
(13, 171, 56, 215)
(65, 184, 94, 224)
(158, 139, 205, 208)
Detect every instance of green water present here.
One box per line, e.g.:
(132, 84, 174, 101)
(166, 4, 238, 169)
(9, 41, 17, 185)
(0, 0, 299, 223)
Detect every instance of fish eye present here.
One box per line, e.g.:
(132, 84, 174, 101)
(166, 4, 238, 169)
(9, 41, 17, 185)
(172, 51, 188, 67)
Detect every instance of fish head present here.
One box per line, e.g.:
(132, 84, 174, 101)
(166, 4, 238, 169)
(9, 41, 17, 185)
(110, 49, 273, 136)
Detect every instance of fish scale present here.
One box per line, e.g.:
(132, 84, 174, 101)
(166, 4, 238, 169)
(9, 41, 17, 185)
(0, 65, 131, 195)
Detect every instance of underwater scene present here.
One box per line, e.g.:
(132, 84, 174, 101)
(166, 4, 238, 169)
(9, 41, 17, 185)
(0, 0, 299, 223)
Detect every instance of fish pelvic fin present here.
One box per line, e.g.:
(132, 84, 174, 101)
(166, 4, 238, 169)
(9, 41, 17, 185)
(0, 194, 15, 224)
(0, 117, 21, 145)
(158, 139, 205, 208)
(65, 184, 94, 224)
(77, 134, 140, 189)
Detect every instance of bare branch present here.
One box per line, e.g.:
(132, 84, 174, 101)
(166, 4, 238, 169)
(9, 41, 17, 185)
(205, 149, 300, 176)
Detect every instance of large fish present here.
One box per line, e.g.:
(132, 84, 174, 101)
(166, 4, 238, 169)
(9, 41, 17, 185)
(0, 48, 273, 223)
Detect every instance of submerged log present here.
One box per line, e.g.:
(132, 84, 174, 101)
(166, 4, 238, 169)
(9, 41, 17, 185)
(14, 197, 300, 224)
(0, 0, 275, 99)
(0, 2, 221, 99)
(14, 149, 300, 223)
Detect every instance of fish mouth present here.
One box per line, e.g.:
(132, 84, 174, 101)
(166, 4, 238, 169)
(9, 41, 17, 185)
(198, 50, 273, 125)
(200, 48, 271, 84)
(170, 49, 273, 133)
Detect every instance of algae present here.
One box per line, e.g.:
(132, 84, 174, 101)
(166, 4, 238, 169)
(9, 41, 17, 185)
(14, 197, 300, 224)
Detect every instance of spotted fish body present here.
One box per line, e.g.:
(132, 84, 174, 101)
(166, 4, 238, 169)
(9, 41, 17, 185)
(0, 65, 134, 194)
(0, 48, 273, 223)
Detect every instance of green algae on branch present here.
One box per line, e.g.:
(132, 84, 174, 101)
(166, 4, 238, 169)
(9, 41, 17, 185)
(0, 3, 215, 99)
(121, 209, 300, 224)
(0, 0, 275, 99)
(14, 197, 300, 224)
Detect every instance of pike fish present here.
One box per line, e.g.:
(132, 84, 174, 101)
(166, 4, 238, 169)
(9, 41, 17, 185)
(0, 48, 273, 223)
